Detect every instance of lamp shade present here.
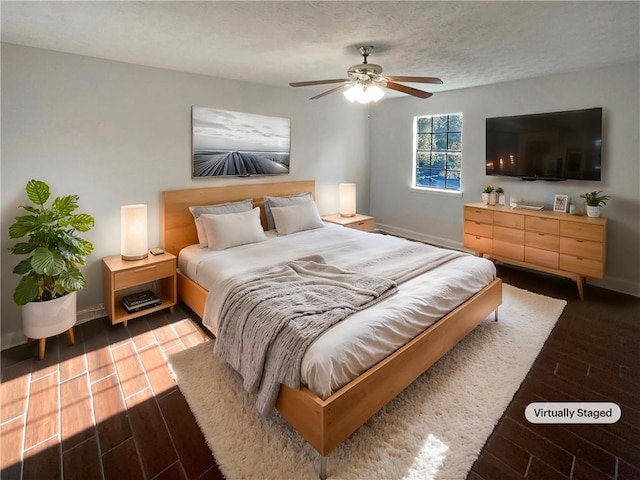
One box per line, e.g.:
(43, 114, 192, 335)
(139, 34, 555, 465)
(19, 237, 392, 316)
(121, 204, 148, 260)
(339, 183, 356, 217)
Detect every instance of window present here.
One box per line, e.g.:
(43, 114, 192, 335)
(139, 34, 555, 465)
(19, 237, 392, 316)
(414, 113, 463, 191)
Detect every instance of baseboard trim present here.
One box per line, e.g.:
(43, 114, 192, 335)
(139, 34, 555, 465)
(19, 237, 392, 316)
(1, 303, 106, 351)
(376, 223, 463, 251)
(586, 276, 640, 298)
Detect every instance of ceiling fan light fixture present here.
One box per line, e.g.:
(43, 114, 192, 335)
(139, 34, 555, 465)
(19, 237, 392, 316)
(290, 45, 441, 101)
(343, 83, 385, 104)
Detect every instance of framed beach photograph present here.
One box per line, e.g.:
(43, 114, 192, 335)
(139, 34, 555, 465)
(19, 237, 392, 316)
(553, 194, 570, 213)
(191, 107, 291, 177)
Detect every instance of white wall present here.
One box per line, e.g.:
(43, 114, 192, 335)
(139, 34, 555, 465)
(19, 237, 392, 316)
(1, 44, 371, 348)
(369, 63, 640, 297)
(3, 44, 637, 349)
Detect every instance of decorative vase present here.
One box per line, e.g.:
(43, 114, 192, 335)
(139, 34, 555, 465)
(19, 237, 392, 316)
(22, 291, 77, 339)
(488, 192, 497, 206)
(586, 205, 601, 218)
(482, 193, 490, 205)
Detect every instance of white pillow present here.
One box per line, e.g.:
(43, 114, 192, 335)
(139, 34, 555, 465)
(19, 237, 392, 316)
(263, 192, 313, 230)
(200, 207, 267, 250)
(189, 199, 253, 247)
(270, 201, 325, 235)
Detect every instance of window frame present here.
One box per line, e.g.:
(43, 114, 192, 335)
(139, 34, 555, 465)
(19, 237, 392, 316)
(412, 112, 463, 194)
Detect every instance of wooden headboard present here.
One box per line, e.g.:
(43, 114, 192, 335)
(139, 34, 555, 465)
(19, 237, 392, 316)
(161, 180, 316, 256)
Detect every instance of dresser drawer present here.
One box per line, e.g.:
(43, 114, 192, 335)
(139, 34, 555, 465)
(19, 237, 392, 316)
(114, 260, 175, 290)
(464, 207, 493, 224)
(494, 225, 524, 244)
(525, 231, 559, 252)
(559, 221, 605, 242)
(526, 216, 559, 235)
(464, 220, 493, 238)
(346, 218, 375, 232)
(525, 247, 559, 269)
(559, 237, 603, 261)
(560, 254, 604, 278)
(494, 211, 525, 229)
(492, 240, 524, 261)
(464, 233, 492, 254)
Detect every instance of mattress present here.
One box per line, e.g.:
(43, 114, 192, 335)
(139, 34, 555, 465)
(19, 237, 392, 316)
(179, 223, 496, 399)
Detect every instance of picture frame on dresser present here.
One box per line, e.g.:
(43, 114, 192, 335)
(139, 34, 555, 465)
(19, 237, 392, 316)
(553, 194, 570, 213)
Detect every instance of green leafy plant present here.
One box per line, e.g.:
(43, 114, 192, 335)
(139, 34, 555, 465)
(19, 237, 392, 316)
(8, 180, 95, 305)
(580, 191, 610, 207)
(494, 187, 504, 195)
(482, 185, 494, 194)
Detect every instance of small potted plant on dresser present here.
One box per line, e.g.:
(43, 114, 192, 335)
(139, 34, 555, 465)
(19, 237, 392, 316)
(580, 190, 610, 218)
(494, 187, 505, 206)
(482, 185, 495, 205)
(8, 179, 95, 359)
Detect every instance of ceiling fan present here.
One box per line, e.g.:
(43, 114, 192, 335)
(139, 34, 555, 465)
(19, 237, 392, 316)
(289, 46, 443, 103)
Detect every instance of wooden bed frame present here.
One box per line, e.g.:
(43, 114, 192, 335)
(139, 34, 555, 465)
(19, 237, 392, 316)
(162, 180, 502, 477)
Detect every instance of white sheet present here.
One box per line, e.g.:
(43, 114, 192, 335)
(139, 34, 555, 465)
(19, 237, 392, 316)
(179, 224, 496, 399)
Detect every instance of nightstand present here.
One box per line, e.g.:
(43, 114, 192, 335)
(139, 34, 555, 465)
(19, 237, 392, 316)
(322, 213, 375, 232)
(102, 251, 177, 326)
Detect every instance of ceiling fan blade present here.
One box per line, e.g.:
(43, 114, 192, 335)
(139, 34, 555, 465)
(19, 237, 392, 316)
(385, 76, 443, 85)
(309, 84, 349, 100)
(384, 81, 433, 99)
(289, 79, 349, 87)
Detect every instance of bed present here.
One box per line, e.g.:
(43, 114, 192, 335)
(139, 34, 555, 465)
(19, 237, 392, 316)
(162, 180, 502, 478)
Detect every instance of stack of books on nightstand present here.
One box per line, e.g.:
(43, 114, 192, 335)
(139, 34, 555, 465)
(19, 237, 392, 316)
(122, 290, 161, 313)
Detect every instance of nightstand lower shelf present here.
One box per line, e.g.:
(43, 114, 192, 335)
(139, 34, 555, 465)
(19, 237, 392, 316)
(112, 295, 175, 325)
(103, 252, 177, 326)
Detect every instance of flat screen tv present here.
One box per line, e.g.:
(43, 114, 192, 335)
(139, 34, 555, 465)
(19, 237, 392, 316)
(486, 107, 602, 181)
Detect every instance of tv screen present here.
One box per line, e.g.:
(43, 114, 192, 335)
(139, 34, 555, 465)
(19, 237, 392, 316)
(486, 107, 602, 181)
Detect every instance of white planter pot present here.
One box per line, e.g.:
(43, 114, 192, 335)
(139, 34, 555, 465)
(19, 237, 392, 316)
(22, 291, 77, 339)
(482, 193, 490, 205)
(586, 205, 601, 218)
(488, 192, 497, 206)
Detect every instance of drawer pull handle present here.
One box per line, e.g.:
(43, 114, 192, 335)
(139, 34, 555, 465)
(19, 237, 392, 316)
(577, 257, 583, 260)
(576, 240, 583, 243)
(475, 236, 481, 240)
(133, 265, 157, 273)
(538, 233, 545, 236)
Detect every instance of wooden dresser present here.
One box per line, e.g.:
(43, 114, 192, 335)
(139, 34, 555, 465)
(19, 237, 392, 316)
(463, 202, 606, 299)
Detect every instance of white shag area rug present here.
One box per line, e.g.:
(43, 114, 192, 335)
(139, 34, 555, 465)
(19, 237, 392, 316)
(169, 284, 566, 480)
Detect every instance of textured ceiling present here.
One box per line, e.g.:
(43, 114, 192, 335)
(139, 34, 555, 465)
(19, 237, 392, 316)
(2, 1, 639, 98)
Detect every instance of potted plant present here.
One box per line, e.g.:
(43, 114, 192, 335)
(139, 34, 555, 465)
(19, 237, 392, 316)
(494, 187, 505, 206)
(580, 190, 610, 218)
(8, 179, 94, 359)
(482, 185, 495, 205)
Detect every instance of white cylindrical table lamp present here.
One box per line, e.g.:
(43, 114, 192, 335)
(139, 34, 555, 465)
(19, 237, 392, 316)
(121, 204, 148, 260)
(339, 183, 356, 217)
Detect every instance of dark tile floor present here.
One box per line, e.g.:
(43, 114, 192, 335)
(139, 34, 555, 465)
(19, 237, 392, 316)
(0, 307, 222, 480)
(469, 264, 640, 480)
(1, 264, 639, 479)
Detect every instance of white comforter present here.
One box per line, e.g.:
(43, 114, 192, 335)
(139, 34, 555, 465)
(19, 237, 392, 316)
(179, 224, 496, 399)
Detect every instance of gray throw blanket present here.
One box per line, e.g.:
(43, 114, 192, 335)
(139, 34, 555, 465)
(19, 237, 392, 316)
(214, 243, 466, 416)
(213, 255, 398, 415)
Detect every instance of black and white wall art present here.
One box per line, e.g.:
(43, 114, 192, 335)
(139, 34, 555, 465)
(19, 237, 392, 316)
(192, 107, 291, 177)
